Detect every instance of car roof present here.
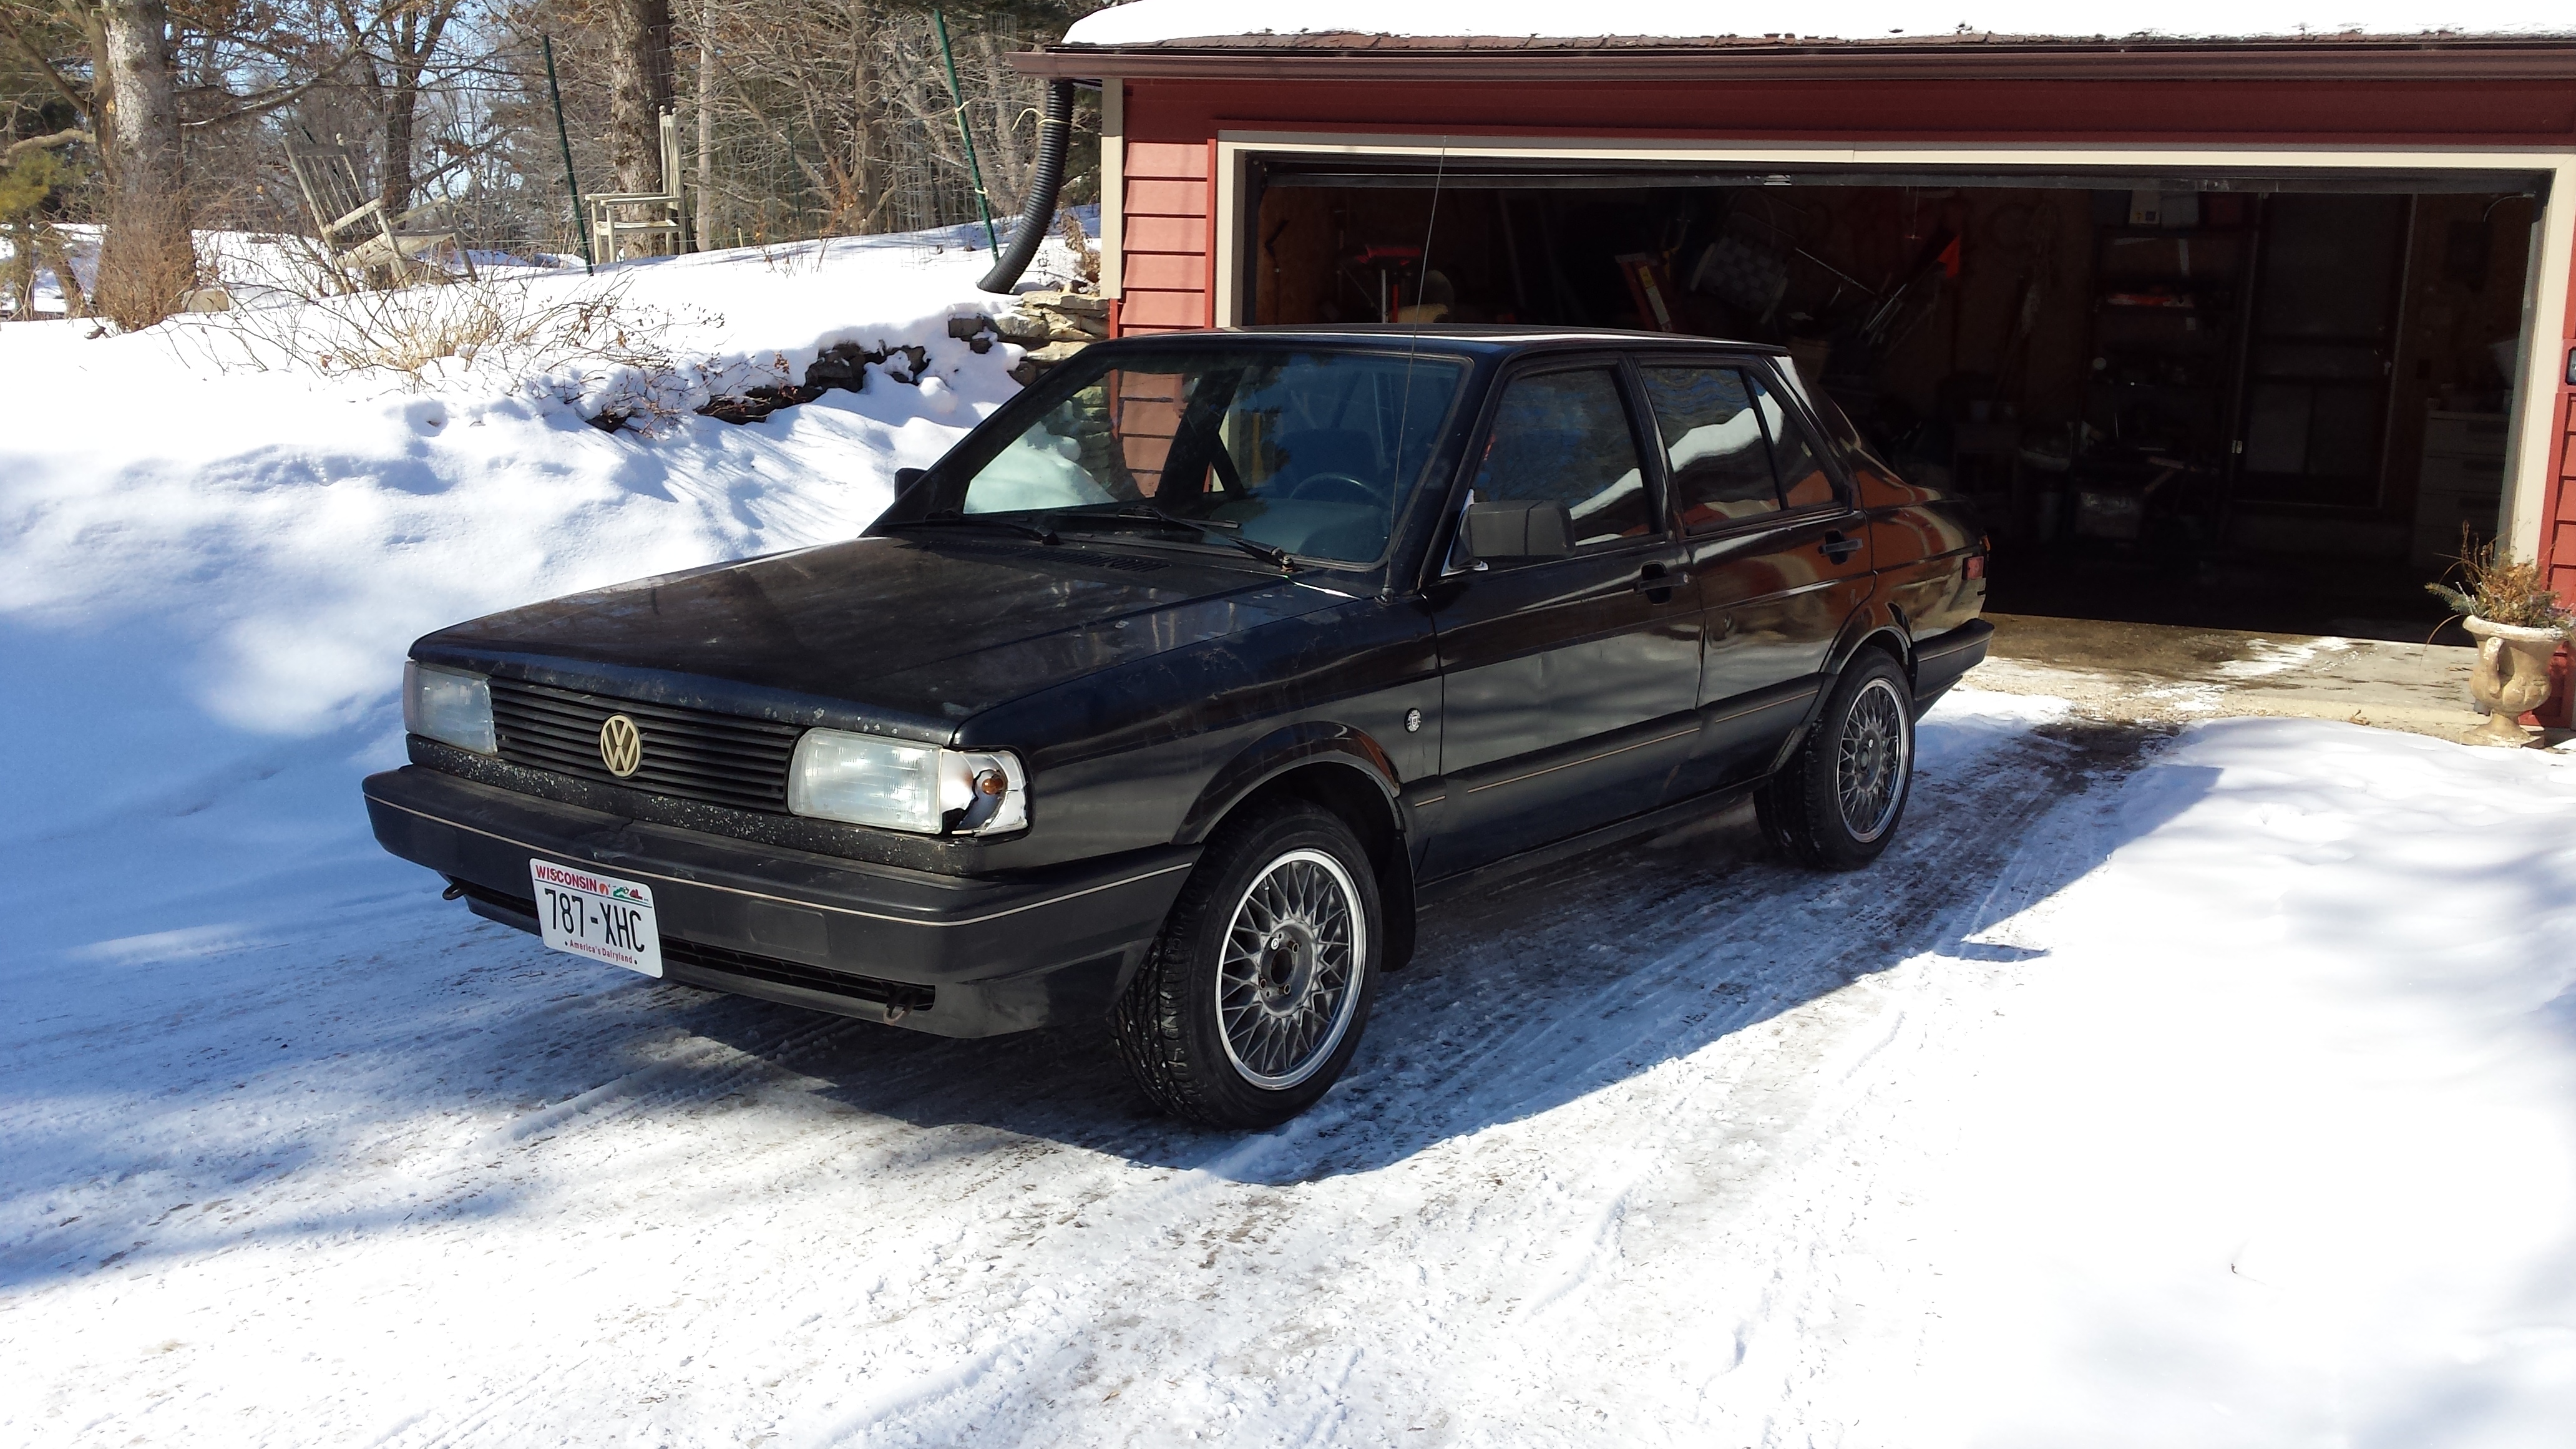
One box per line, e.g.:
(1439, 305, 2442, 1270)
(1090, 325, 1792, 358)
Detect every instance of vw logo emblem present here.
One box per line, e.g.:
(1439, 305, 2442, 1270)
(598, 714, 643, 778)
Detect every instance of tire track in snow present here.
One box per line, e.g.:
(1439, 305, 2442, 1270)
(7, 698, 2187, 1448)
(819, 707, 2180, 1447)
(1411, 712, 2181, 1442)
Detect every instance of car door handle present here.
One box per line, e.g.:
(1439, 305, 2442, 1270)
(1631, 564, 1689, 595)
(1819, 531, 1863, 562)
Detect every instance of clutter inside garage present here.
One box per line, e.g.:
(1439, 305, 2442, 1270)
(1246, 167, 2539, 639)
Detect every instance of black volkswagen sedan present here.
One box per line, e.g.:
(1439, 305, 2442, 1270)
(366, 328, 1989, 1126)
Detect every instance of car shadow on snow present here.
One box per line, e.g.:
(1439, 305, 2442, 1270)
(658, 713, 2217, 1184)
(0, 713, 2220, 1294)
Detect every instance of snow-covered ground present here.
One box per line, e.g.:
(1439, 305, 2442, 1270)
(4, 229, 2574, 1446)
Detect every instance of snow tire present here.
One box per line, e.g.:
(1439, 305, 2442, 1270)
(1112, 801, 1382, 1129)
(1757, 648, 1915, 872)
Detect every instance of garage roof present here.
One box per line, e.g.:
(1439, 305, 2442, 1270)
(1061, 0, 2576, 46)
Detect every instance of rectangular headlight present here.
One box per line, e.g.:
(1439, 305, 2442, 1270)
(787, 729, 1027, 836)
(404, 661, 495, 754)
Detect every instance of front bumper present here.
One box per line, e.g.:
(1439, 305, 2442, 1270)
(364, 766, 1196, 1037)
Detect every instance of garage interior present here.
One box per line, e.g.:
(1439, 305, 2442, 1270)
(1242, 161, 2545, 640)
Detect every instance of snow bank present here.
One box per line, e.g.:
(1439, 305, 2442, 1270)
(0, 227, 1078, 959)
(1065, 0, 2576, 44)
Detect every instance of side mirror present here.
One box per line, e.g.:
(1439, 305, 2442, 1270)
(893, 467, 927, 493)
(1462, 499, 1574, 562)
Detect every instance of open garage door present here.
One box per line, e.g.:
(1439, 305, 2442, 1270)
(1237, 157, 2550, 639)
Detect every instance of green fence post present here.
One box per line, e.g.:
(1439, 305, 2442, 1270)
(542, 34, 595, 273)
(932, 9, 1000, 254)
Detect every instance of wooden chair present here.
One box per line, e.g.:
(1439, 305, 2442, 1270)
(588, 110, 686, 261)
(285, 139, 475, 285)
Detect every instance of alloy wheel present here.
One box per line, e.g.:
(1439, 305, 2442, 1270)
(1837, 676, 1911, 844)
(1216, 847, 1367, 1090)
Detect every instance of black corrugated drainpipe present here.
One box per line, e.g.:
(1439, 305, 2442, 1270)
(978, 79, 1077, 295)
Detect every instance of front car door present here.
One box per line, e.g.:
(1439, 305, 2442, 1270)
(1421, 363, 1701, 879)
(1636, 358, 1875, 794)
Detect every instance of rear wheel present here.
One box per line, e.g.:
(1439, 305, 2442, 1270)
(1112, 802, 1381, 1128)
(1757, 649, 1915, 871)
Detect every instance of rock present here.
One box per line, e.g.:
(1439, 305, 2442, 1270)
(992, 310, 1053, 347)
(698, 385, 822, 425)
(1022, 289, 1108, 318)
(1008, 339, 1092, 388)
(882, 344, 929, 383)
(802, 341, 930, 393)
(803, 342, 872, 392)
(946, 314, 994, 340)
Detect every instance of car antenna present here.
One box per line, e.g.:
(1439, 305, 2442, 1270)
(1390, 137, 1448, 501)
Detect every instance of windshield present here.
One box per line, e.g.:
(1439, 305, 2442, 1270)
(952, 348, 1468, 565)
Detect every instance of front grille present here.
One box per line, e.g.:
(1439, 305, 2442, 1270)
(448, 879, 934, 1015)
(487, 678, 802, 813)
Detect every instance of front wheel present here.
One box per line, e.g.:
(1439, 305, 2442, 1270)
(1112, 802, 1381, 1128)
(1757, 649, 1916, 871)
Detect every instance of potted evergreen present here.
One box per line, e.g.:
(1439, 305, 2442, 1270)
(2428, 531, 2573, 746)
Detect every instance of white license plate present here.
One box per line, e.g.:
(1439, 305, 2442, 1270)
(529, 859, 662, 978)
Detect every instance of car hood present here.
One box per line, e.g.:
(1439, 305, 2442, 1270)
(412, 535, 1352, 741)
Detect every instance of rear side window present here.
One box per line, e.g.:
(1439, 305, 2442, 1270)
(1753, 374, 1838, 510)
(1470, 368, 1651, 550)
(1641, 366, 1779, 530)
(1643, 364, 1842, 529)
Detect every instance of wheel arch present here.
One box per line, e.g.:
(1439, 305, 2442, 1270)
(1825, 605, 1916, 688)
(1178, 723, 1416, 971)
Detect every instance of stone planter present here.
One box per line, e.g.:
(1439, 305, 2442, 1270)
(2461, 615, 2562, 746)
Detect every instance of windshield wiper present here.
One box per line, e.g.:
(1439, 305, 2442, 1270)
(881, 510, 1058, 545)
(1051, 507, 1297, 570)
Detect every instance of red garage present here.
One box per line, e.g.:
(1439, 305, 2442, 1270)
(1017, 6, 2576, 702)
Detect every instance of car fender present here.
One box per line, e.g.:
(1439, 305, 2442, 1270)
(1767, 605, 1913, 776)
(1822, 603, 1915, 688)
(1176, 720, 1407, 849)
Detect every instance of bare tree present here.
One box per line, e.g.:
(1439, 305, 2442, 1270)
(323, 0, 466, 220)
(597, 0, 667, 193)
(94, 0, 195, 326)
(687, 0, 706, 246)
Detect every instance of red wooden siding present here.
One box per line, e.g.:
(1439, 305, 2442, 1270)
(1120, 140, 1211, 333)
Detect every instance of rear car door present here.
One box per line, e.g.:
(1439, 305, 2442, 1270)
(1638, 358, 1875, 793)
(1422, 363, 1701, 879)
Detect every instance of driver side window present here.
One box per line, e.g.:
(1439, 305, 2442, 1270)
(1468, 369, 1652, 564)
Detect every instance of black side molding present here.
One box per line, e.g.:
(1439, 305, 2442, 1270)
(1910, 618, 1995, 716)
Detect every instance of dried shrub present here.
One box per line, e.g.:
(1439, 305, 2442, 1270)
(1058, 210, 1098, 285)
(2427, 526, 2575, 635)
(92, 191, 200, 332)
(177, 258, 725, 431)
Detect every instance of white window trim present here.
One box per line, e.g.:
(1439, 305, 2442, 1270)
(1099, 79, 1124, 299)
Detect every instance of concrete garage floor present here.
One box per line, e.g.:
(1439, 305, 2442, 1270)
(1966, 612, 2555, 746)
